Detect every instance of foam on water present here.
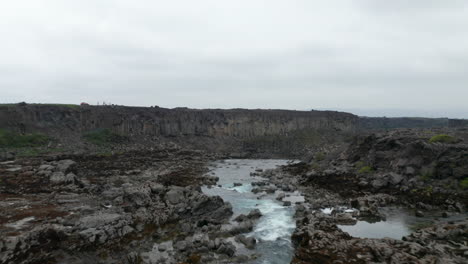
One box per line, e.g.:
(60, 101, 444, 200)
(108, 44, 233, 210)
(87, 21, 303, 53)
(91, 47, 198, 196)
(321, 208, 333, 215)
(226, 183, 253, 193)
(203, 159, 298, 264)
(251, 200, 296, 241)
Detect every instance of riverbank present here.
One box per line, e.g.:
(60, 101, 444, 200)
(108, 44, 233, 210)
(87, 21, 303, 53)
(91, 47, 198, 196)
(256, 164, 467, 263)
(203, 159, 301, 264)
(255, 129, 468, 263)
(1, 147, 241, 264)
(1, 128, 467, 263)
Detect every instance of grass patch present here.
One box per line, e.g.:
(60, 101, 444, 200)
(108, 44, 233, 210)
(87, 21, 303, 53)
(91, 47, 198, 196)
(419, 174, 432, 182)
(355, 161, 374, 174)
(16, 148, 65, 157)
(0, 103, 80, 109)
(358, 166, 374, 174)
(83, 129, 127, 145)
(429, 134, 458, 144)
(16, 148, 40, 157)
(310, 162, 320, 171)
(355, 161, 365, 169)
(314, 152, 326, 161)
(0, 129, 49, 148)
(43, 103, 80, 109)
(419, 166, 435, 181)
(460, 178, 468, 189)
(0, 104, 16, 108)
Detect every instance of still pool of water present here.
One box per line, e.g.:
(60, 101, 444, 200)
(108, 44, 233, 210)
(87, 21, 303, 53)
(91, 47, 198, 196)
(202, 159, 298, 264)
(338, 207, 468, 240)
(338, 216, 410, 239)
(201, 159, 467, 262)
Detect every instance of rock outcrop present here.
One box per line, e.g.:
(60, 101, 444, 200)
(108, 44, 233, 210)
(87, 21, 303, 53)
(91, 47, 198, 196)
(0, 148, 247, 264)
(292, 211, 468, 264)
(0, 105, 358, 158)
(295, 129, 468, 210)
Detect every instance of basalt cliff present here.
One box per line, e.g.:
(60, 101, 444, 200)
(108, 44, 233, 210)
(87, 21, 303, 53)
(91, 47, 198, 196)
(1, 104, 467, 264)
(1, 104, 462, 159)
(0, 104, 358, 158)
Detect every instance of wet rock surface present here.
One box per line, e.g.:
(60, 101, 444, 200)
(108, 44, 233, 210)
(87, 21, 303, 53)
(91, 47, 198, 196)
(1, 127, 468, 263)
(0, 148, 254, 264)
(256, 129, 468, 263)
(292, 211, 468, 264)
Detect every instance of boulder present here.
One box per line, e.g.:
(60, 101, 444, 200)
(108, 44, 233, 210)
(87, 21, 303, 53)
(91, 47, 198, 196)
(234, 209, 262, 222)
(388, 173, 403, 185)
(149, 183, 165, 194)
(247, 209, 262, 219)
(276, 193, 286, 201)
(217, 242, 236, 257)
(415, 210, 425, 217)
(39, 164, 54, 171)
(371, 178, 388, 189)
(55, 159, 76, 173)
(124, 186, 152, 207)
(235, 235, 256, 249)
(227, 221, 255, 235)
(175, 240, 188, 251)
(405, 167, 416, 176)
(50, 172, 76, 184)
(335, 213, 357, 225)
(165, 187, 184, 205)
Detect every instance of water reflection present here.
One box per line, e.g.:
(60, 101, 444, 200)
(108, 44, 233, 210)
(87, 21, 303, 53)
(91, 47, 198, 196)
(338, 207, 467, 239)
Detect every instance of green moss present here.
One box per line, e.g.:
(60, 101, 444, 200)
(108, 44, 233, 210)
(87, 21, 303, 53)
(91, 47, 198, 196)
(423, 186, 433, 196)
(460, 178, 468, 189)
(315, 152, 325, 161)
(96, 151, 114, 157)
(44, 103, 80, 109)
(419, 171, 434, 181)
(16, 148, 40, 157)
(16, 148, 65, 157)
(358, 166, 374, 174)
(0, 104, 16, 108)
(0, 129, 49, 148)
(355, 161, 373, 174)
(429, 134, 458, 144)
(310, 162, 320, 171)
(0, 103, 79, 108)
(355, 161, 365, 169)
(83, 129, 127, 145)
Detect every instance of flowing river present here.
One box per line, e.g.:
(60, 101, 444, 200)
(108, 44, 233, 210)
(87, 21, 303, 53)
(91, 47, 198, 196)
(201, 159, 466, 264)
(202, 159, 301, 264)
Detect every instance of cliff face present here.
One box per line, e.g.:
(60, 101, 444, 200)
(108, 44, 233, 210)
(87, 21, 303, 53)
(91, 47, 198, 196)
(0, 105, 358, 157)
(449, 119, 468, 128)
(0, 105, 358, 136)
(358, 117, 449, 130)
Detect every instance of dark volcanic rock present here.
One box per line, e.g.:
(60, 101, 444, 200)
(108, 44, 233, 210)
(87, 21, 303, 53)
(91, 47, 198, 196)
(0, 149, 236, 264)
(292, 212, 468, 264)
(0, 105, 359, 158)
(234, 209, 262, 222)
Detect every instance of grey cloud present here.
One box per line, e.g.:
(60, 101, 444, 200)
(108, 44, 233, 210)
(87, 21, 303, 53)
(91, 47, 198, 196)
(0, 0, 467, 118)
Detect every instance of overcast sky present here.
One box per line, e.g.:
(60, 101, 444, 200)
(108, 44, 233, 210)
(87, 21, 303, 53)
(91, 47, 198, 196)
(1, 1, 467, 118)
